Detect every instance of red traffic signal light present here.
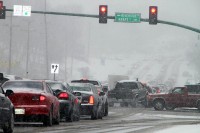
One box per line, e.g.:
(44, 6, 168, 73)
(100, 6, 107, 13)
(0, 1, 5, 19)
(99, 5, 108, 24)
(150, 7, 157, 14)
(149, 6, 158, 25)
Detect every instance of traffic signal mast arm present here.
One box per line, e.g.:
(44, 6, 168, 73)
(5, 8, 200, 34)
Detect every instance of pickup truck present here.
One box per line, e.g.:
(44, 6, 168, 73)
(147, 86, 200, 110)
(108, 80, 148, 107)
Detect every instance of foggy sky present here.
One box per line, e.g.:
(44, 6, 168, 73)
(0, 0, 200, 80)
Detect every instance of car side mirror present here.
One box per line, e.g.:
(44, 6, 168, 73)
(73, 92, 81, 96)
(102, 87, 108, 92)
(5, 89, 14, 96)
(99, 92, 105, 96)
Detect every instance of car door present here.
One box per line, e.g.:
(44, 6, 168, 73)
(0, 87, 4, 122)
(137, 82, 147, 101)
(0, 87, 11, 123)
(167, 88, 183, 107)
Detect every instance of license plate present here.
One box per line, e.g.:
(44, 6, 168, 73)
(15, 109, 25, 114)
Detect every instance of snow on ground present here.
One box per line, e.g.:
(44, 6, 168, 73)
(155, 125, 200, 133)
(68, 54, 197, 87)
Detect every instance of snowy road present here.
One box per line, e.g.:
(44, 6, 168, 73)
(8, 107, 200, 133)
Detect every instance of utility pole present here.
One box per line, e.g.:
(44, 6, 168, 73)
(44, 0, 49, 79)
(8, 14, 13, 74)
(26, 21, 30, 78)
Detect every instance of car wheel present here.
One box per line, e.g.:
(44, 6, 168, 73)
(53, 110, 60, 125)
(120, 102, 125, 107)
(66, 110, 74, 122)
(131, 97, 139, 107)
(76, 107, 80, 121)
(43, 108, 53, 126)
(165, 104, 175, 110)
(98, 106, 103, 119)
(197, 102, 200, 111)
(91, 106, 98, 120)
(153, 100, 164, 111)
(104, 102, 109, 116)
(3, 112, 14, 133)
(124, 102, 129, 107)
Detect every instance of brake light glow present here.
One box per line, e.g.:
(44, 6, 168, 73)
(74, 98, 79, 104)
(40, 95, 46, 101)
(58, 92, 69, 99)
(89, 95, 94, 104)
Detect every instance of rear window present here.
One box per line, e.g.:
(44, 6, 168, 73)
(47, 83, 65, 91)
(185, 85, 200, 94)
(71, 80, 99, 86)
(70, 86, 91, 92)
(115, 82, 138, 90)
(2, 81, 43, 91)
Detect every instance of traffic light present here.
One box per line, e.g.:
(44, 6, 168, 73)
(99, 5, 107, 24)
(0, 1, 5, 19)
(149, 6, 158, 25)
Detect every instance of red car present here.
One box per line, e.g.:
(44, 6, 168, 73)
(2, 80, 60, 126)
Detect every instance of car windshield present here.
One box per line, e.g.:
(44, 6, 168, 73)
(70, 86, 91, 92)
(116, 82, 138, 89)
(2, 81, 43, 91)
(47, 83, 65, 91)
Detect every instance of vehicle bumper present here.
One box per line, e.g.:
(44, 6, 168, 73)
(14, 105, 49, 122)
(59, 100, 71, 118)
(80, 104, 94, 115)
(14, 105, 49, 116)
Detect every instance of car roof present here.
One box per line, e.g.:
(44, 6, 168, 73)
(118, 80, 139, 83)
(45, 80, 63, 83)
(5, 80, 44, 82)
(69, 82, 94, 87)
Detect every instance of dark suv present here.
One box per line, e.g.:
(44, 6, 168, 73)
(108, 80, 148, 107)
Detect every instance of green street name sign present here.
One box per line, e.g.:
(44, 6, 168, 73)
(115, 13, 141, 23)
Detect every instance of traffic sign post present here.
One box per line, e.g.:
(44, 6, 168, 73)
(115, 13, 141, 23)
(51, 64, 59, 81)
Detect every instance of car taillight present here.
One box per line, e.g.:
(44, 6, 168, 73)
(74, 98, 79, 104)
(89, 95, 94, 104)
(40, 95, 46, 101)
(157, 89, 161, 93)
(58, 92, 69, 100)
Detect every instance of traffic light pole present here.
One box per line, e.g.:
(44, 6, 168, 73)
(141, 18, 200, 34)
(5, 9, 200, 34)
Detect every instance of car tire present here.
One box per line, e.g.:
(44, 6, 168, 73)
(153, 100, 164, 111)
(43, 108, 53, 126)
(53, 110, 60, 125)
(131, 97, 139, 107)
(197, 102, 200, 111)
(91, 106, 98, 120)
(124, 102, 129, 107)
(3, 112, 14, 133)
(104, 102, 109, 116)
(75, 107, 80, 121)
(120, 102, 125, 107)
(66, 110, 74, 122)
